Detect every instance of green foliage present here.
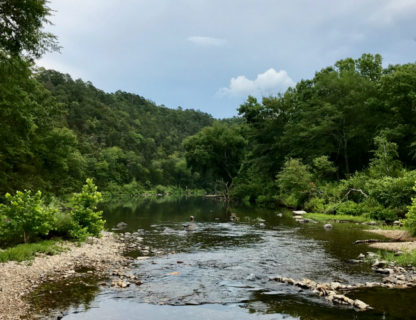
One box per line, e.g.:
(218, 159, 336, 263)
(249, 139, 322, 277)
(312, 156, 337, 181)
(276, 159, 315, 208)
(404, 182, 416, 235)
(183, 122, 247, 196)
(70, 179, 104, 240)
(0, 240, 64, 262)
(369, 135, 402, 178)
(0, 190, 56, 243)
(0, 0, 58, 59)
(366, 171, 416, 211)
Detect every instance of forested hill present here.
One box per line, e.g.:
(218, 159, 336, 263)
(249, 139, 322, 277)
(0, 68, 213, 195)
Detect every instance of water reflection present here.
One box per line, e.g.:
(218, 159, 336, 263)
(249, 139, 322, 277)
(30, 198, 416, 319)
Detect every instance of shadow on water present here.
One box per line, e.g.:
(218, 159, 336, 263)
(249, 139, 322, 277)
(30, 198, 416, 319)
(26, 274, 102, 318)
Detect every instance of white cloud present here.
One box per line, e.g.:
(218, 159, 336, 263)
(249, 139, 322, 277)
(188, 36, 227, 47)
(218, 68, 294, 97)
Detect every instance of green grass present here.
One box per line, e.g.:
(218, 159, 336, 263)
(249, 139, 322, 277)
(0, 240, 66, 263)
(380, 250, 416, 267)
(304, 212, 372, 223)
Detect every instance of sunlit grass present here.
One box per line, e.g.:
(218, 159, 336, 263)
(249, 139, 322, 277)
(304, 212, 372, 223)
(380, 249, 416, 267)
(0, 240, 66, 263)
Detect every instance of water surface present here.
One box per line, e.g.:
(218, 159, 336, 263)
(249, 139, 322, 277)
(30, 198, 416, 319)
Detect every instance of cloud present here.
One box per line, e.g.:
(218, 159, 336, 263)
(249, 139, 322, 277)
(188, 36, 227, 47)
(218, 68, 294, 97)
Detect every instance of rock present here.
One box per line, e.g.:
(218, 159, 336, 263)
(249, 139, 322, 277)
(393, 220, 403, 227)
(368, 221, 377, 226)
(246, 273, 257, 281)
(357, 253, 365, 259)
(366, 252, 377, 258)
(395, 251, 404, 256)
(276, 213, 283, 217)
(293, 210, 307, 216)
(374, 268, 393, 275)
(324, 223, 333, 230)
(117, 222, 128, 229)
(330, 282, 343, 290)
(354, 299, 371, 310)
(346, 259, 362, 264)
(372, 260, 388, 268)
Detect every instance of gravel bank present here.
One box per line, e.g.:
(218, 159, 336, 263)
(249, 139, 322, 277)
(0, 232, 126, 320)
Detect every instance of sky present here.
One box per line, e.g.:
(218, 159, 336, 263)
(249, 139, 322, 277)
(38, 0, 416, 118)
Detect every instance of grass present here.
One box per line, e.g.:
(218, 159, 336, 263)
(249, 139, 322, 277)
(304, 212, 372, 223)
(0, 240, 66, 263)
(379, 249, 416, 267)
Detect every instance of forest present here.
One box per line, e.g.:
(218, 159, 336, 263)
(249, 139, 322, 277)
(184, 53, 416, 225)
(2, 0, 416, 248)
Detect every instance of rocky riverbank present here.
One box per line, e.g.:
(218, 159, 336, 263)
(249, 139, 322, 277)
(0, 232, 128, 320)
(271, 251, 416, 311)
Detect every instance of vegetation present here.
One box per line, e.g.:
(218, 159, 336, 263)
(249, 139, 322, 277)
(303, 213, 371, 224)
(0, 180, 104, 248)
(2, 0, 416, 256)
(0, 190, 56, 243)
(0, 240, 65, 263)
(404, 182, 416, 235)
(69, 179, 104, 240)
(379, 250, 416, 267)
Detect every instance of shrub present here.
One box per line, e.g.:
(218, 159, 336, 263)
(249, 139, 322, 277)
(70, 179, 105, 240)
(54, 211, 73, 237)
(405, 181, 416, 235)
(0, 190, 56, 243)
(304, 197, 326, 212)
(335, 200, 362, 216)
(366, 170, 416, 212)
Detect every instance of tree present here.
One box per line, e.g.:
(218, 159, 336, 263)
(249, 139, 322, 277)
(183, 122, 246, 198)
(369, 135, 402, 178)
(0, 0, 58, 59)
(276, 158, 315, 208)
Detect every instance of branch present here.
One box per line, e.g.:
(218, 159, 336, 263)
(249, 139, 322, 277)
(343, 188, 368, 200)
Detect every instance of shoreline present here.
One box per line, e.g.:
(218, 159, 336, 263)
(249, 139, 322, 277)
(365, 229, 416, 252)
(0, 232, 127, 320)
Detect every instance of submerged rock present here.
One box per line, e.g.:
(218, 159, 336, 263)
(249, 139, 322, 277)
(116, 222, 128, 229)
(324, 224, 333, 230)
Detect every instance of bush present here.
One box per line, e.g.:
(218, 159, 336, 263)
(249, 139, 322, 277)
(405, 181, 416, 235)
(304, 197, 326, 212)
(335, 200, 362, 216)
(0, 190, 56, 243)
(54, 211, 73, 237)
(70, 179, 105, 240)
(366, 170, 416, 212)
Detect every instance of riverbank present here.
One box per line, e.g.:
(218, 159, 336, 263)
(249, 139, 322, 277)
(0, 232, 127, 320)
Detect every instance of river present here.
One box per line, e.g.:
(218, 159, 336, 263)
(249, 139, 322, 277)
(29, 198, 416, 319)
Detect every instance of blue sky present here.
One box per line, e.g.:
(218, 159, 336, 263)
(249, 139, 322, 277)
(38, 0, 416, 118)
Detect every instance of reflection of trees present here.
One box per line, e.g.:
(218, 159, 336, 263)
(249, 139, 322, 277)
(27, 275, 102, 315)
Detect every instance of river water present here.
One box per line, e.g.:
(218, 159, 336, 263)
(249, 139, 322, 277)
(29, 198, 416, 319)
